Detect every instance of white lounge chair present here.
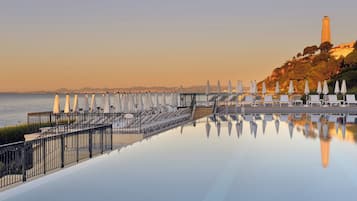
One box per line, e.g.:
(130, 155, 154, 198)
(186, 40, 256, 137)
(308, 95, 322, 106)
(279, 95, 290, 107)
(241, 95, 255, 106)
(326, 95, 343, 106)
(346, 94, 357, 106)
(263, 95, 274, 106)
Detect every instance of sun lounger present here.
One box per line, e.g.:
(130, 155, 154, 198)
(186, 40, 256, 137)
(279, 95, 290, 107)
(346, 94, 357, 106)
(308, 95, 322, 106)
(326, 95, 343, 106)
(263, 95, 274, 106)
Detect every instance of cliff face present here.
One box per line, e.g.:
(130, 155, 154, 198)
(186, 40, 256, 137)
(260, 42, 357, 94)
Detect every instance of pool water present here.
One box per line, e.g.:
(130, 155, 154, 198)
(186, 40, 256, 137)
(1, 114, 357, 201)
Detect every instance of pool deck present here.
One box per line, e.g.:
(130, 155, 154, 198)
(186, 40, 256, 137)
(216, 105, 357, 114)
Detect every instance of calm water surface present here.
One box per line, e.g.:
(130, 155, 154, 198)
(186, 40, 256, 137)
(0, 93, 107, 127)
(1, 114, 357, 201)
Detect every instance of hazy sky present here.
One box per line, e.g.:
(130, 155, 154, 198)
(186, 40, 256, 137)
(1, 0, 356, 91)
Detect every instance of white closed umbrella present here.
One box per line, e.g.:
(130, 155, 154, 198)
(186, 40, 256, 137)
(90, 94, 97, 113)
(228, 80, 232, 94)
(206, 80, 210, 95)
(317, 81, 322, 94)
(304, 80, 310, 106)
(72, 94, 78, 113)
(341, 80, 347, 106)
(217, 80, 221, 94)
(103, 93, 111, 113)
(341, 80, 347, 94)
(323, 80, 329, 95)
(236, 80, 243, 94)
(114, 93, 121, 113)
(64, 94, 71, 114)
(52, 94, 60, 114)
(83, 94, 89, 112)
(304, 80, 310, 95)
(253, 80, 258, 94)
(262, 81, 267, 95)
(288, 80, 294, 95)
(275, 81, 280, 94)
(334, 80, 340, 94)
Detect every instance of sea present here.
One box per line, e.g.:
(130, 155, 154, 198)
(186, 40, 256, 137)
(0, 94, 54, 127)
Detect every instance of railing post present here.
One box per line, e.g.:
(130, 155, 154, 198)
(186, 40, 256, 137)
(101, 129, 104, 154)
(22, 142, 27, 182)
(89, 130, 93, 158)
(60, 134, 65, 168)
(110, 126, 113, 150)
(43, 138, 46, 174)
(76, 133, 79, 162)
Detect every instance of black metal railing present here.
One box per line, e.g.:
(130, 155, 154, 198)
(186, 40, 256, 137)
(0, 124, 112, 189)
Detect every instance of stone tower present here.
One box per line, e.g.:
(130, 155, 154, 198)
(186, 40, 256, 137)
(321, 16, 331, 43)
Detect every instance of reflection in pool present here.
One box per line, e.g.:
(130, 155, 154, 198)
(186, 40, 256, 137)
(1, 113, 357, 201)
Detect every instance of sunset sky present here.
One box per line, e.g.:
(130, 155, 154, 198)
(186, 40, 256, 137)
(1, 0, 357, 92)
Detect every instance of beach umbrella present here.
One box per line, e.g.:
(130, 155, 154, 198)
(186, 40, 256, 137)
(254, 80, 258, 94)
(103, 93, 111, 113)
(90, 94, 97, 113)
(155, 93, 159, 107)
(64, 94, 71, 114)
(114, 93, 121, 113)
(323, 80, 329, 95)
(122, 94, 129, 113)
(317, 81, 322, 94)
(217, 80, 221, 94)
(228, 121, 232, 136)
(334, 80, 340, 94)
(72, 94, 78, 113)
(275, 81, 280, 94)
(83, 94, 89, 112)
(52, 94, 60, 114)
(262, 81, 267, 95)
(341, 80, 347, 94)
(236, 80, 243, 94)
(205, 118, 211, 138)
(304, 80, 310, 95)
(205, 80, 210, 95)
(228, 80, 232, 94)
(288, 80, 294, 95)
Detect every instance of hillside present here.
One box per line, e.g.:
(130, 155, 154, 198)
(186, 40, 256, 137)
(260, 41, 357, 94)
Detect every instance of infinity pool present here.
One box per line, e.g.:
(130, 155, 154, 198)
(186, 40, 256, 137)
(1, 113, 357, 201)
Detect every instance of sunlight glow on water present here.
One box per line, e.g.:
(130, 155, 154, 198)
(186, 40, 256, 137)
(1, 113, 357, 201)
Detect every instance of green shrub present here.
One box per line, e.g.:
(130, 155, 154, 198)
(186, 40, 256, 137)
(0, 123, 52, 145)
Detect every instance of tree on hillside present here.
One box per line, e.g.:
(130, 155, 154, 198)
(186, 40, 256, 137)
(296, 52, 302, 58)
(303, 45, 319, 56)
(319, 42, 333, 53)
(354, 40, 357, 49)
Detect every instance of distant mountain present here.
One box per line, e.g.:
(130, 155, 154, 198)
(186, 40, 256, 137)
(259, 41, 357, 94)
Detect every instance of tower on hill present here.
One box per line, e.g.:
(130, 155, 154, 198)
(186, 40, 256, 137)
(321, 16, 331, 44)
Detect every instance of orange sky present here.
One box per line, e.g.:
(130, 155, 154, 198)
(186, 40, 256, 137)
(1, 0, 356, 92)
